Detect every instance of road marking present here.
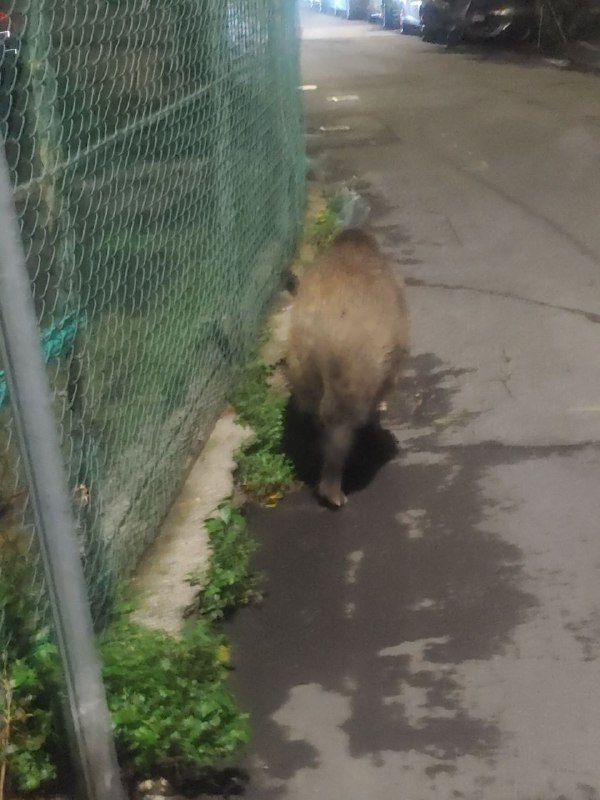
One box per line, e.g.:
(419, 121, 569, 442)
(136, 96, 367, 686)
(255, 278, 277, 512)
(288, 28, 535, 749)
(319, 125, 351, 132)
(327, 94, 360, 103)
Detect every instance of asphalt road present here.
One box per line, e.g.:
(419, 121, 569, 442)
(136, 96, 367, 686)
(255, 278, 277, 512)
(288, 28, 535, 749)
(226, 11, 600, 800)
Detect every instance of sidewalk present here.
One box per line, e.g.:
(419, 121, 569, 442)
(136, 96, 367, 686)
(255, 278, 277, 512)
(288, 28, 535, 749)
(226, 11, 600, 800)
(561, 36, 600, 71)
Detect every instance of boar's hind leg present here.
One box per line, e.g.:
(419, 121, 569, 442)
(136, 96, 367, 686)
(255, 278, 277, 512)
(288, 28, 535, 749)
(319, 423, 354, 509)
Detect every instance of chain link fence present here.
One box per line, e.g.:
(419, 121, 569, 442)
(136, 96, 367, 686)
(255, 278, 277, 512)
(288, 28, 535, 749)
(0, 0, 303, 647)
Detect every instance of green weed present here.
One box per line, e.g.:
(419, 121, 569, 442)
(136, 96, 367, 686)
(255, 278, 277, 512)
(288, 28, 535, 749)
(0, 547, 64, 797)
(305, 205, 339, 253)
(304, 187, 369, 253)
(0, 527, 253, 793)
(229, 357, 296, 504)
(187, 502, 261, 622)
(0, 628, 62, 796)
(100, 614, 248, 783)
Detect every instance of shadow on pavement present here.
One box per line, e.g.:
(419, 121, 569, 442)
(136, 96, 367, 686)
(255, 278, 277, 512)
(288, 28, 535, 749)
(282, 399, 399, 501)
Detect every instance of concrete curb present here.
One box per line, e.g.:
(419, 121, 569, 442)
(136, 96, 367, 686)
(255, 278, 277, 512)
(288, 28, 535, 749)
(131, 410, 251, 634)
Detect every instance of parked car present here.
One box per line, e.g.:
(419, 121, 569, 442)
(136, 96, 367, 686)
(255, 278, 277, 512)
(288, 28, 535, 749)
(368, 1, 423, 31)
(320, 0, 372, 18)
(420, 0, 536, 42)
(397, 0, 424, 32)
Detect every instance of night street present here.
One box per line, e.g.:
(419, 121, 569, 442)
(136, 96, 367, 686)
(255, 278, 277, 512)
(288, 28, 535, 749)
(227, 9, 600, 800)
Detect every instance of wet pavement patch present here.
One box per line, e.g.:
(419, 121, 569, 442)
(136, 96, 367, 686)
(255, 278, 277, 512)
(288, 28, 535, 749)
(387, 352, 476, 446)
(225, 432, 537, 796)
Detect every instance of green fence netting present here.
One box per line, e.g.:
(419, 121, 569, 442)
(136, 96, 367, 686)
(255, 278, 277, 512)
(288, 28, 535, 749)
(0, 0, 304, 632)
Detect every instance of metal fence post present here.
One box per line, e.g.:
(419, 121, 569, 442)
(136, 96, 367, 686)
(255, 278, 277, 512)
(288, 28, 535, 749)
(0, 149, 127, 798)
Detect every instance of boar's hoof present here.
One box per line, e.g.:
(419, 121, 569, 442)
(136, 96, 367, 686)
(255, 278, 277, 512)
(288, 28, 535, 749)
(318, 481, 348, 509)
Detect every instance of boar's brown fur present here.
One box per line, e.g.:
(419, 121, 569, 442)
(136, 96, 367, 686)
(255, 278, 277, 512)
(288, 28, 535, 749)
(286, 228, 409, 508)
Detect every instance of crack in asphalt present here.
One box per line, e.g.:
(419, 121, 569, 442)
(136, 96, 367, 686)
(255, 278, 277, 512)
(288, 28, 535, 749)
(426, 130, 600, 268)
(397, 442, 600, 454)
(405, 277, 600, 325)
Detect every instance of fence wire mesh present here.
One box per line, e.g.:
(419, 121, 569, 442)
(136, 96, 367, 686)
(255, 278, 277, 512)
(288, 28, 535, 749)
(0, 0, 304, 638)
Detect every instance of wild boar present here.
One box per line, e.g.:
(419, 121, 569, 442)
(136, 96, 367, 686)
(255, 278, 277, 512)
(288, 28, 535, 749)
(286, 228, 409, 508)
